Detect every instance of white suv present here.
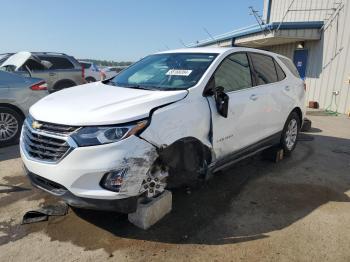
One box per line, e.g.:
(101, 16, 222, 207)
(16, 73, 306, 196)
(20, 47, 305, 213)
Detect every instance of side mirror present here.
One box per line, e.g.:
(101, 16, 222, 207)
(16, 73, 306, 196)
(214, 86, 229, 118)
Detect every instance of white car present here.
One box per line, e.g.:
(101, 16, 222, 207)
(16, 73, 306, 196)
(79, 61, 101, 82)
(101, 66, 127, 79)
(20, 47, 305, 214)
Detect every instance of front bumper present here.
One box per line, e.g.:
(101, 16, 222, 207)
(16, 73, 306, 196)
(26, 169, 138, 213)
(20, 134, 158, 201)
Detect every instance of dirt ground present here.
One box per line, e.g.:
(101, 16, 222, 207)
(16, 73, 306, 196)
(0, 112, 350, 262)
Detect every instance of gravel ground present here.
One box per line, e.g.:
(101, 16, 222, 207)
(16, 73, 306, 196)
(0, 113, 350, 262)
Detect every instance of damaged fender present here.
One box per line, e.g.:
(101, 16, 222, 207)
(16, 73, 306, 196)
(140, 93, 214, 178)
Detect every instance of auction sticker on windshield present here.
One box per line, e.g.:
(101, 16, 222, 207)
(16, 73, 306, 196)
(166, 69, 192, 76)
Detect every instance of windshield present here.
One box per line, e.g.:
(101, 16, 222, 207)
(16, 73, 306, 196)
(108, 53, 218, 90)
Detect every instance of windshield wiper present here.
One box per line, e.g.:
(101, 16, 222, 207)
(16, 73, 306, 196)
(106, 81, 159, 90)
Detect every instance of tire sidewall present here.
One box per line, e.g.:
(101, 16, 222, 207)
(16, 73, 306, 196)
(0, 107, 24, 147)
(281, 112, 300, 156)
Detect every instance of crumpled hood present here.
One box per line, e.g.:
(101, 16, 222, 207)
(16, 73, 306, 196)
(30, 82, 188, 126)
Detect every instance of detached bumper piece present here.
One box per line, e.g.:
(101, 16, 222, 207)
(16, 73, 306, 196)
(26, 169, 138, 214)
(22, 202, 69, 224)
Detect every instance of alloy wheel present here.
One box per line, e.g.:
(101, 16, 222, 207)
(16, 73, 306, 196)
(0, 112, 19, 141)
(285, 118, 298, 150)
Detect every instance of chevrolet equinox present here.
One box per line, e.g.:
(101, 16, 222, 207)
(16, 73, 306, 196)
(20, 47, 305, 213)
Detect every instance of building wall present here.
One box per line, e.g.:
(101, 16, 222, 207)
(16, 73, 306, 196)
(265, 0, 350, 114)
(267, 0, 335, 23)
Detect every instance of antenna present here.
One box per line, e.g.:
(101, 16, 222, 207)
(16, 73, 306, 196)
(179, 38, 190, 48)
(249, 6, 272, 35)
(203, 27, 218, 45)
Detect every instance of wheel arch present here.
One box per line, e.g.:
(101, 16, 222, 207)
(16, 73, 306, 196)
(0, 103, 25, 120)
(157, 136, 212, 172)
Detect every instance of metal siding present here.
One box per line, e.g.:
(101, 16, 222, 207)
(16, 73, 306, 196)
(269, 0, 334, 23)
(266, 0, 350, 114)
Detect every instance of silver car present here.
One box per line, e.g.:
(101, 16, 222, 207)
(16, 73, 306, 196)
(0, 70, 48, 146)
(1, 51, 84, 93)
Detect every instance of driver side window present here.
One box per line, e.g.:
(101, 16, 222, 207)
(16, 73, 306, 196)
(214, 53, 252, 93)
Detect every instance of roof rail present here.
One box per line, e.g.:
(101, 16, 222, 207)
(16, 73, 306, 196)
(30, 52, 68, 56)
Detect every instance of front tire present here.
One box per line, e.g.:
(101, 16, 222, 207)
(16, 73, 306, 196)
(0, 107, 23, 147)
(280, 112, 300, 156)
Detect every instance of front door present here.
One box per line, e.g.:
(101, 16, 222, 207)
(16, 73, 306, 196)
(209, 52, 266, 160)
(293, 49, 308, 80)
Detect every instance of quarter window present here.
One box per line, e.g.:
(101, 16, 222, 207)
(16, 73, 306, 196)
(250, 53, 278, 85)
(214, 53, 252, 92)
(279, 56, 300, 78)
(274, 60, 286, 81)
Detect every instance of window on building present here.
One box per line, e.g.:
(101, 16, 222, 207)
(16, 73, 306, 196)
(214, 53, 252, 92)
(250, 53, 278, 85)
(279, 56, 300, 78)
(38, 56, 74, 69)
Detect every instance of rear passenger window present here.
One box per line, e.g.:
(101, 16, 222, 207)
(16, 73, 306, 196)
(274, 60, 286, 81)
(214, 53, 252, 92)
(38, 56, 74, 70)
(250, 53, 278, 85)
(279, 57, 300, 78)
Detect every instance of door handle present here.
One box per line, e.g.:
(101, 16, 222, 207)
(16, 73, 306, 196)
(285, 85, 290, 91)
(49, 72, 56, 76)
(250, 94, 258, 101)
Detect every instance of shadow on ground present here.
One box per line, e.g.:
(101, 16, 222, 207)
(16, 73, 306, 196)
(0, 145, 20, 162)
(1, 133, 350, 253)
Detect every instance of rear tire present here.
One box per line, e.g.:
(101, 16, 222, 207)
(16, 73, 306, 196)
(85, 77, 96, 83)
(0, 107, 24, 147)
(280, 111, 300, 156)
(52, 80, 76, 93)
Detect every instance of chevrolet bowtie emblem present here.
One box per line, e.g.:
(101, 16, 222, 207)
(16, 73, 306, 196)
(32, 121, 42, 129)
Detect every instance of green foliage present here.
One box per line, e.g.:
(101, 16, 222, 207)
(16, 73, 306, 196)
(80, 59, 133, 67)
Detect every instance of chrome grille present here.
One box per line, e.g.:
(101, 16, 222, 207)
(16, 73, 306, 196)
(22, 121, 76, 163)
(31, 120, 79, 135)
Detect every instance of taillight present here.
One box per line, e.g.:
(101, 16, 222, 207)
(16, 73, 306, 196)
(30, 81, 48, 91)
(304, 82, 306, 91)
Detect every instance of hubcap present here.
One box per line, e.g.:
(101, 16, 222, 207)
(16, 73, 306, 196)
(0, 113, 18, 141)
(141, 168, 168, 198)
(285, 118, 298, 150)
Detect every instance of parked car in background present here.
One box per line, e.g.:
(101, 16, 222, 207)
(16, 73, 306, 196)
(1, 51, 84, 93)
(20, 47, 305, 216)
(0, 70, 48, 146)
(78, 60, 101, 82)
(0, 53, 13, 65)
(101, 66, 128, 79)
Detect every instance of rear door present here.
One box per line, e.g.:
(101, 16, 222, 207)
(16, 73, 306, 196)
(248, 52, 288, 136)
(209, 52, 268, 159)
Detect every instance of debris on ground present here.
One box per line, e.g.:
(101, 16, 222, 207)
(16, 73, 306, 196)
(22, 202, 69, 225)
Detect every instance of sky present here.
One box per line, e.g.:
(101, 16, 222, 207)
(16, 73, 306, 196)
(0, 0, 263, 61)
